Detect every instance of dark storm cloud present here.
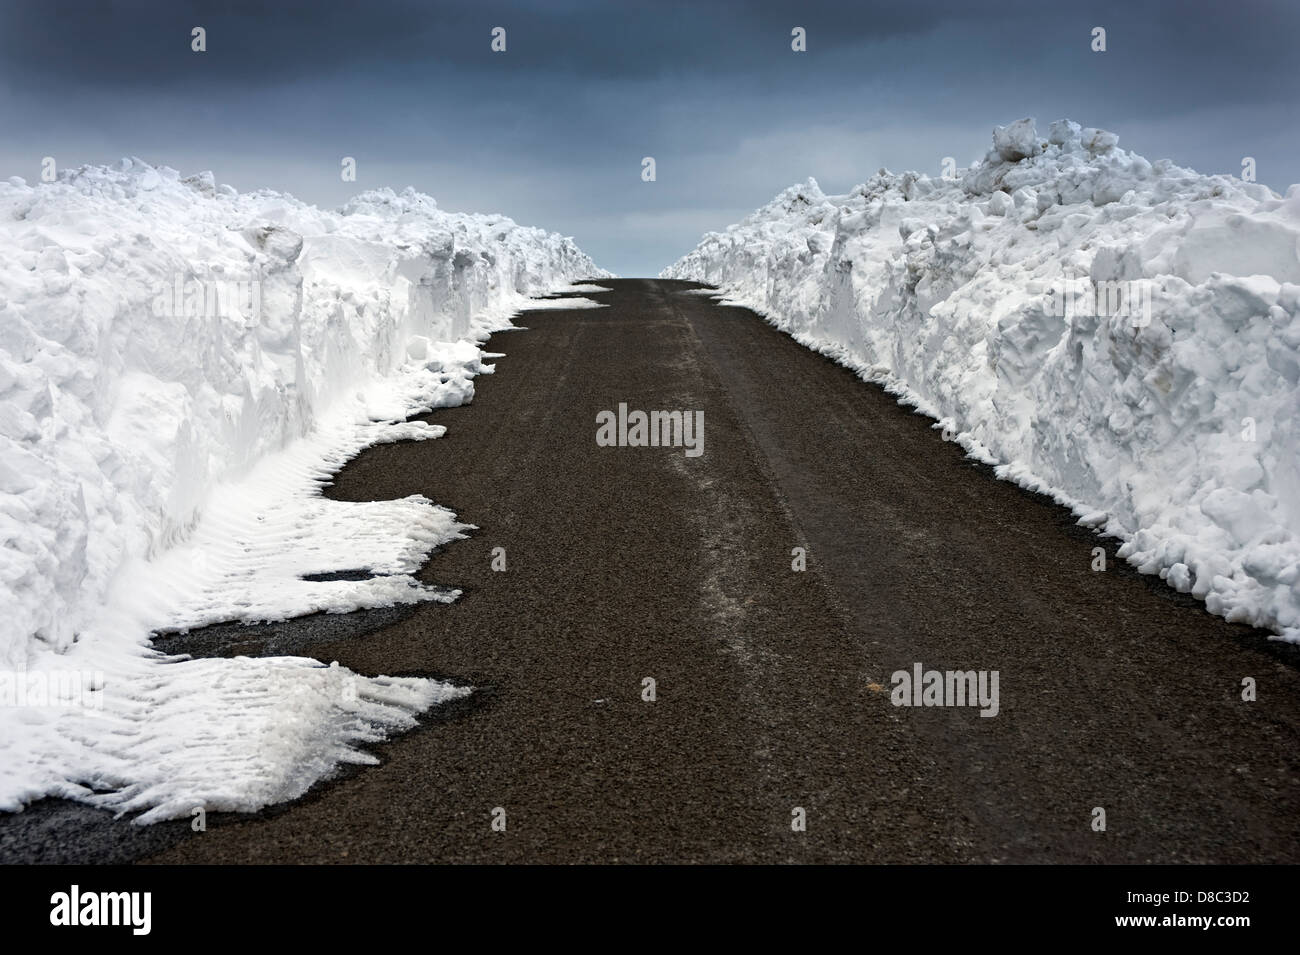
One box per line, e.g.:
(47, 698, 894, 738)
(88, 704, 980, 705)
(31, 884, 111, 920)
(2, 0, 988, 86)
(4, 0, 1296, 103)
(0, 0, 1297, 275)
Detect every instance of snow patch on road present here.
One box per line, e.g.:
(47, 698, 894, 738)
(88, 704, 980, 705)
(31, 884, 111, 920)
(0, 160, 607, 819)
(517, 296, 608, 310)
(665, 118, 1300, 642)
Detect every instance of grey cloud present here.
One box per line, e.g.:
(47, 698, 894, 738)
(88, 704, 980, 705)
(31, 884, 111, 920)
(0, 0, 1296, 275)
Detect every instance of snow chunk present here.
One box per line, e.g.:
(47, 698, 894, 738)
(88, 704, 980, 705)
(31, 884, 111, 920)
(994, 118, 1042, 162)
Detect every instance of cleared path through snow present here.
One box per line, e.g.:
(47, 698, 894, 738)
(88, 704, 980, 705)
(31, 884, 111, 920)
(30, 279, 1300, 863)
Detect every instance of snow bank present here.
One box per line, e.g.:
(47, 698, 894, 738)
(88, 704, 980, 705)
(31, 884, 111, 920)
(0, 159, 607, 820)
(664, 118, 1300, 642)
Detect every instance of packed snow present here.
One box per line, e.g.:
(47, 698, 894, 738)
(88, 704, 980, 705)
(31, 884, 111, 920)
(0, 159, 607, 821)
(665, 118, 1300, 642)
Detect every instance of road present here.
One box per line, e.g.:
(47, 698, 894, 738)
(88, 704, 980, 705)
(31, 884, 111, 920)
(8, 278, 1299, 863)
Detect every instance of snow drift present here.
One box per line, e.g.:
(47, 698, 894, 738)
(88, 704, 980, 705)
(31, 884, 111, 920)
(664, 118, 1300, 642)
(0, 159, 606, 821)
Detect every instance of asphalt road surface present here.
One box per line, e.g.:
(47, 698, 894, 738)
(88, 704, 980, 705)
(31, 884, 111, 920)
(8, 279, 1299, 863)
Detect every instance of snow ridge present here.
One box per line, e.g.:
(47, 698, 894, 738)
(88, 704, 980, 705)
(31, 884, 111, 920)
(0, 159, 607, 819)
(665, 118, 1300, 642)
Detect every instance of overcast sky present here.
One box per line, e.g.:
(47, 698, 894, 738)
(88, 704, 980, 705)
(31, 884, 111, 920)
(1, 0, 1296, 276)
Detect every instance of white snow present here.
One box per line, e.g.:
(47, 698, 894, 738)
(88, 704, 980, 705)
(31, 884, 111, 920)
(664, 118, 1300, 642)
(0, 159, 607, 820)
(511, 296, 608, 310)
